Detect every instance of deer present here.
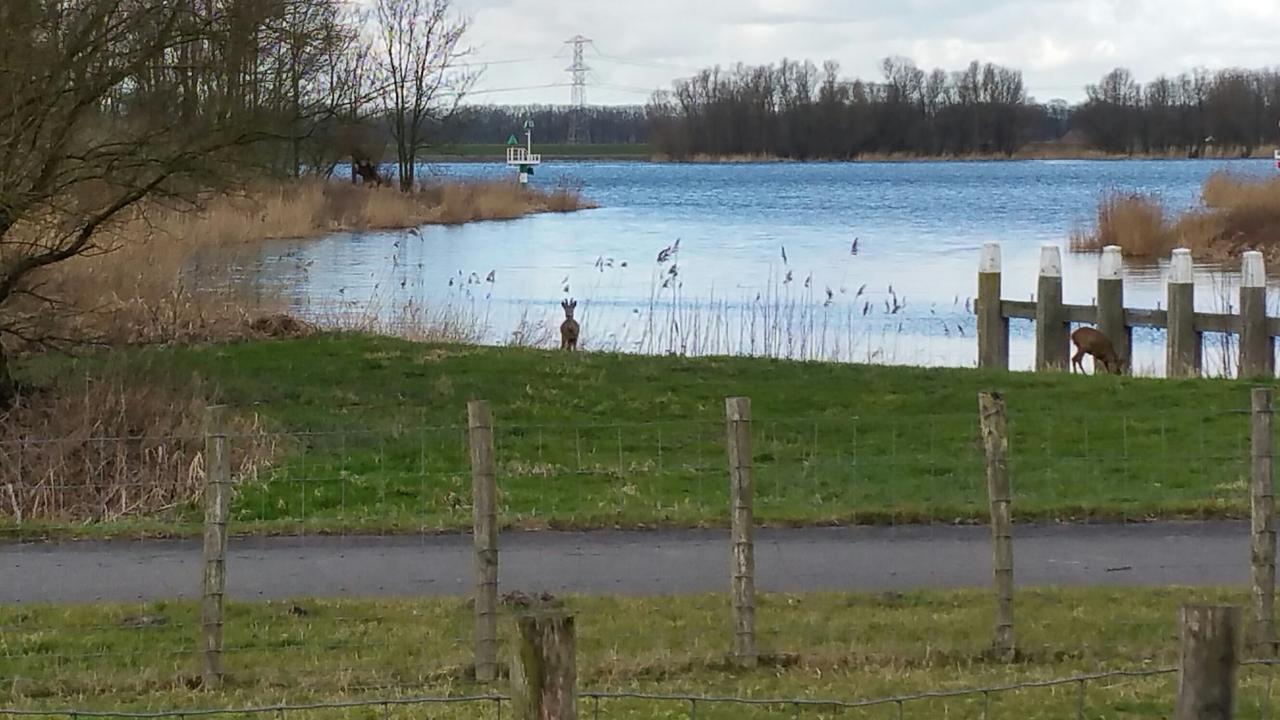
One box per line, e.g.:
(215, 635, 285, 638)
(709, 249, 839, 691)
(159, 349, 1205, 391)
(1071, 326, 1124, 375)
(559, 299, 580, 351)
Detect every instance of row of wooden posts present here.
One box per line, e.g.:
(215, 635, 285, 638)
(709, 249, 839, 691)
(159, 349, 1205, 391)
(196, 391, 1278, 718)
(977, 243, 1277, 378)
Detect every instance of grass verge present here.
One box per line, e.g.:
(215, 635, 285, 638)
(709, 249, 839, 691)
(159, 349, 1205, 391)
(0, 587, 1270, 718)
(2, 335, 1272, 537)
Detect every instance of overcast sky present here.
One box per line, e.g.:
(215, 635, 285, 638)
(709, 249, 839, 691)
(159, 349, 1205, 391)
(455, 0, 1278, 108)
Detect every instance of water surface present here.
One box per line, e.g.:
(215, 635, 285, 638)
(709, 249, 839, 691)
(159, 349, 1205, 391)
(250, 158, 1278, 375)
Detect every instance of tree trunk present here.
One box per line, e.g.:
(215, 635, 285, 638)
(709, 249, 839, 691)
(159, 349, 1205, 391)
(0, 342, 15, 410)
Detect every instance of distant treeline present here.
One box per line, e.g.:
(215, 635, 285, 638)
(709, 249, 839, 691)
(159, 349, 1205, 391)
(1074, 67, 1280, 156)
(643, 58, 1280, 159)
(443, 59, 1280, 160)
(446, 105, 649, 145)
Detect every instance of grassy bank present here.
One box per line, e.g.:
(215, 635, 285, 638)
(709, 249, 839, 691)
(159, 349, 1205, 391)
(2, 335, 1269, 537)
(0, 587, 1270, 717)
(1071, 171, 1280, 261)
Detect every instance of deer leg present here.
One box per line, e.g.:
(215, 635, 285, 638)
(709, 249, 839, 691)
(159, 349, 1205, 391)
(1071, 348, 1085, 374)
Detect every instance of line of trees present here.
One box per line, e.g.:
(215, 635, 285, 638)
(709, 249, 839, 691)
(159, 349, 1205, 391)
(1074, 68, 1280, 157)
(448, 105, 649, 145)
(644, 57, 1280, 160)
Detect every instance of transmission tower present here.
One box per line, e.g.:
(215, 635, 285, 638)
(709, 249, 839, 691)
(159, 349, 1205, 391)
(564, 35, 593, 143)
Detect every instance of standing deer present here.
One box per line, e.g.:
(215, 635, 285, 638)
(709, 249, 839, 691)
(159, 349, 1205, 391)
(559, 299, 580, 351)
(1071, 326, 1124, 375)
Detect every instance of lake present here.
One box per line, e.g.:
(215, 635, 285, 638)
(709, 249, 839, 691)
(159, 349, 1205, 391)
(252, 158, 1278, 376)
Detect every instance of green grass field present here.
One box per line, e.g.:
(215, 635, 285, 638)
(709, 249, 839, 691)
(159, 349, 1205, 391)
(1, 587, 1274, 718)
(6, 334, 1272, 537)
(423, 143, 652, 160)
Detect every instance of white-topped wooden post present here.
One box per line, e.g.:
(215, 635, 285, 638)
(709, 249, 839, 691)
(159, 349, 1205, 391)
(1167, 248, 1201, 378)
(1240, 252, 1272, 379)
(1035, 244, 1068, 372)
(1097, 246, 1129, 374)
(977, 242, 1009, 370)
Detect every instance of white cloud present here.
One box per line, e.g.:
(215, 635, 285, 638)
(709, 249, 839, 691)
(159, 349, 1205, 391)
(453, 0, 1280, 107)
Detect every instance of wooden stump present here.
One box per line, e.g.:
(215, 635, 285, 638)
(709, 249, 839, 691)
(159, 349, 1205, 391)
(1097, 246, 1130, 374)
(977, 242, 1008, 370)
(1167, 248, 1201, 378)
(1174, 605, 1240, 720)
(511, 611, 577, 720)
(1034, 244, 1068, 372)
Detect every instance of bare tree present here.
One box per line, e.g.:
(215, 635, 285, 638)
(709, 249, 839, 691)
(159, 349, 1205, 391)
(372, 0, 475, 192)
(0, 0, 275, 407)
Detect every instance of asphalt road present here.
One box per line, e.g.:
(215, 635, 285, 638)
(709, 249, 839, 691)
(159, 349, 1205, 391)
(0, 521, 1258, 604)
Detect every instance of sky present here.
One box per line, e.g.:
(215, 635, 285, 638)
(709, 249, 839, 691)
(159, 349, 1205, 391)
(455, 0, 1280, 108)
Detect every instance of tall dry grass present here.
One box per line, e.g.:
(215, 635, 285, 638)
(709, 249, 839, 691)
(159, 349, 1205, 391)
(11, 178, 594, 348)
(0, 374, 279, 523)
(1071, 172, 1280, 261)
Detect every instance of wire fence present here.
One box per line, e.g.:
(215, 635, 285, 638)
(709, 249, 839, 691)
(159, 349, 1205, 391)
(2, 391, 1277, 716)
(7, 662, 1280, 719)
(0, 401, 1258, 533)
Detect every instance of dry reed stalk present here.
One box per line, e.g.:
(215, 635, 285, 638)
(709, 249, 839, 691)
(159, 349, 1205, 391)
(1073, 172, 1280, 262)
(0, 375, 279, 523)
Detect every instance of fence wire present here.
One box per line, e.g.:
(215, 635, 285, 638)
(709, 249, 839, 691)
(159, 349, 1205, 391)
(10, 662, 1280, 720)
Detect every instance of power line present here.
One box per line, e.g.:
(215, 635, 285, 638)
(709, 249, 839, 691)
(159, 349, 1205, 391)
(592, 53, 702, 74)
(451, 56, 558, 69)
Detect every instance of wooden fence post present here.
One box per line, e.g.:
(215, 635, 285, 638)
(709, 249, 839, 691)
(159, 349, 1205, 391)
(468, 400, 499, 683)
(201, 405, 231, 690)
(511, 611, 577, 720)
(1097, 245, 1130, 373)
(1240, 252, 1273, 379)
(1174, 604, 1241, 720)
(1035, 244, 1068, 372)
(725, 396, 756, 668)
(1251, 388, 1276, 654)
(977, 241, 1009, 370)
(1168, 248, 1201, 378)
(978, 392, 1015, 661)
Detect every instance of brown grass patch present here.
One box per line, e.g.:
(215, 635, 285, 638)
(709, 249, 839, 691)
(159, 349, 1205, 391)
(0, 375, 278, 523)
(1071, 172, 1280, 261)
(9, 177, 593, 349)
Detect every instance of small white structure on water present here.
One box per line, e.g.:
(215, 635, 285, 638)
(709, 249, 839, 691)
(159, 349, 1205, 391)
(506, 119, 541, 185)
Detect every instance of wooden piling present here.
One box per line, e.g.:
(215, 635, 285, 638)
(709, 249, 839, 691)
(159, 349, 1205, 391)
(468, 400, 499, 683)
(1167, 248, 1201, 378)
(978, 392, 1015, 661)
(201, 405, 231, 689)
(1174, 604, 1241, 720)
(1251, 388, 1276, 654)
(1097, 245, 1129, 373)
(1035, 244, 1068, 372)
(511, 611, 577, 720)
(977, 242, 1009, 370)
(725, 396, 756, 668)
(1240, 252, 1272, 379)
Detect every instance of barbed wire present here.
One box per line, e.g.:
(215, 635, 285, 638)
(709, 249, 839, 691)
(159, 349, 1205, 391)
(0, 665, 1194, 719)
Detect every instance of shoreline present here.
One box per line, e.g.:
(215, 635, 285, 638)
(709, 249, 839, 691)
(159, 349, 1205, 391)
(419, 151, 1277, 165)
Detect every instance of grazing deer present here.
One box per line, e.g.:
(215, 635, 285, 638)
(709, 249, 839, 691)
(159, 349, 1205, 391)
(1071, 326, 1123, 375)
(559, 299, 580, 351)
